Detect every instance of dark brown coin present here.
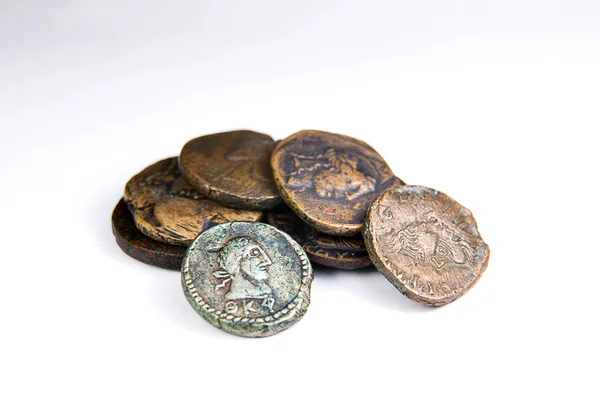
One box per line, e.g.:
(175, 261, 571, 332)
(267, 207, 373, 269)
(112, 198, 185, 270)
(363, 185, 490, 306)
(124, 157, 263, 246)
(271, 130, 403, 236)
(179, 130, 281, 210)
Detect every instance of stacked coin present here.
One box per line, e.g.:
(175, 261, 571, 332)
(112, 129, 489, 337)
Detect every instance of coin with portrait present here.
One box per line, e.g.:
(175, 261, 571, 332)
(267, 207, 372, 269)
(125, 157, 263, 246)
(363, 185, 490, 306)
(112, 198, 185, 270)
(179, 130, 281, 210)
(182, 221, 313, 337)
(271, 130, 403, 236)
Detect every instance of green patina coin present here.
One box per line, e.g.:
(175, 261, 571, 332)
(182, 221, 314, 337)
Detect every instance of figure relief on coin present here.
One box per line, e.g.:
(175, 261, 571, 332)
(211, 237, 276, 315)
(364, 186, 489, 306)
(125, 157, 262, 246)
(221, 138, 275, 186)
(388, 205, 474, 271)
(179, 131, 280, 210)
(286, 148, 376, 201)
(182, 222, 313, 337)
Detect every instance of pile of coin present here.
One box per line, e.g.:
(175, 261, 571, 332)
(112, 129, 490, 337)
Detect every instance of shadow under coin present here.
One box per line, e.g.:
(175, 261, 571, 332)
(147, 269, 249, 340)
(313, 264, 434, 314)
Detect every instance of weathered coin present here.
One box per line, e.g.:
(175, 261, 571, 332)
(363, 185, 490, 306)
(182, 221, 313, 337)
(125, 157, 263, 246)
(267, 207, 372, 269)
(271, 130, 403, 236)
(179, 130, 281, 210)
(112, 198, 185, 270)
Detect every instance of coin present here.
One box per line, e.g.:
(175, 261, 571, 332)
(363, 185, 490, 306)
(111, 198, 185, 270)
(179, 130, 281, 210)
(267, 208, 372, 269)
(124, 157, 263, 246)
(270, 129, 403, 236)
(182, 221, 313, 337)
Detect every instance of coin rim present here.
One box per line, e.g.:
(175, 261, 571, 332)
(363, 185, 490, 307)
(181, 221, 314, 338)
(270, 129, 400, 236)
(111, 198, 186, 270)
(266, 208, 372, 269)
(179, 130, 282, 211)
(125, 157, 263, 246)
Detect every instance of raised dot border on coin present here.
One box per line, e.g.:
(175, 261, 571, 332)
(182, 222, 314, 338)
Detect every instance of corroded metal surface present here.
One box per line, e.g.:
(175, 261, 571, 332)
(363, 186, 490, 306)
(182, 222, 313, 337)
(267, 207, 372, 269)
(124, 157, 262, 246)
(179, 130, 281, 210)
(111, 198, 185, 270)
(271, 130, 403, 236)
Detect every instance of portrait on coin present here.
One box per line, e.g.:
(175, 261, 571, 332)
(211, 236, 274, 300)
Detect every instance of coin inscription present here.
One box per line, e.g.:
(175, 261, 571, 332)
(363, 186, 490, 306)
(287, 148, 377, 201)
(182, 222, 313, 337)
(179, 130, 281, 210)
(125, 157, 262, 246)
(271, 130, 403, 236)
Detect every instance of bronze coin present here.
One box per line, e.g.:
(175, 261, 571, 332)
(270, 130, 403, 236)
(124, 157, 263, 246)
(179, 130, 281, 210)
(112, 198, 185, 270)
(363, 185, 490, 306)
(267, 207, 373, 269)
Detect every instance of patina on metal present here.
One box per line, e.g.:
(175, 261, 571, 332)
(271, 129, 403, 236)
(179, 130, 281, 210)
(182, 221, 313, 337)
(267, 207, 372, 269)
(125, 157, 263, 246)
(363, 185, 490, 306)
(112, 198, 185, 270)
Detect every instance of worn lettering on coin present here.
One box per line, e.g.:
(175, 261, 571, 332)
(363, 185, 490, 306)
(182, 222, 313, 337)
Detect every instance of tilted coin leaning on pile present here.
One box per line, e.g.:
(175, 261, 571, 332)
(112, 129, 490, 337)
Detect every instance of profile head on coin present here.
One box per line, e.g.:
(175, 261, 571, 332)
(363, 185, 490, 306)
(216, 236, 272, 299)
(271, 130, 404, 236)
(124, 157, 263, 246)
(182, 222, 313, 337)
(179, 130, 281, 210)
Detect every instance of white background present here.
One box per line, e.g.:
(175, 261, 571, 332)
(1, 1, 599, 400)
